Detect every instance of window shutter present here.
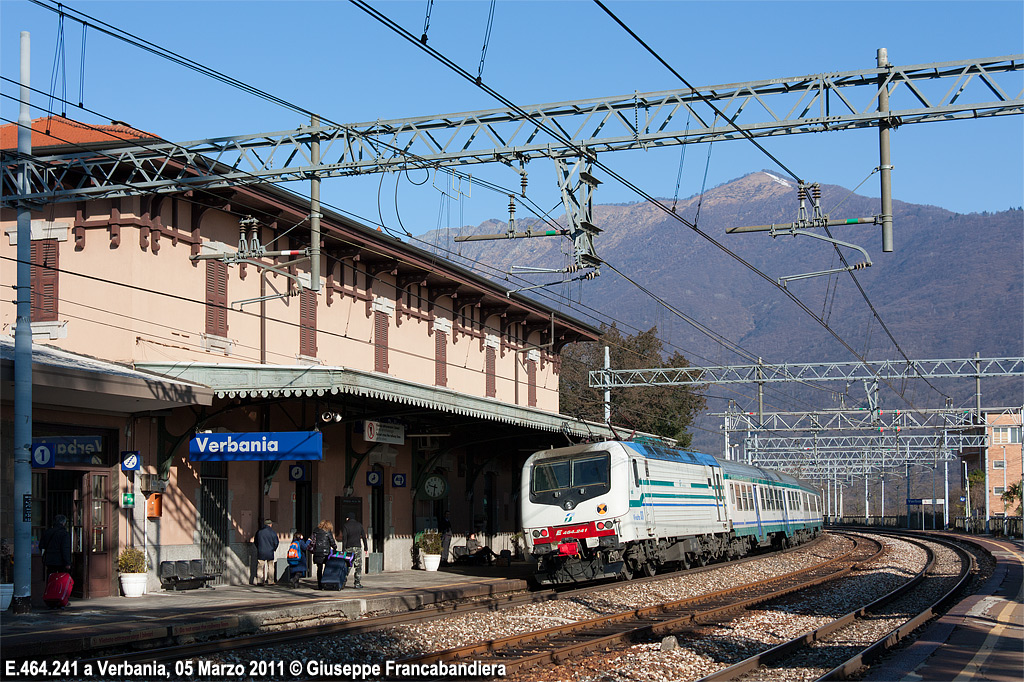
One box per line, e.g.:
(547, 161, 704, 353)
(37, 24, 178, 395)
(205, 260, 228, 337)
(435, 330, 447, 386)
(485, 347, 496, 397)
(30, 239, 59, 322)
(300, 288, 317, 357)
(374, 311, 389, 373)
(526, 359, 537, 407)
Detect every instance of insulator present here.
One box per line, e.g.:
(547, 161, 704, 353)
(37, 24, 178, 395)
(798, 184, 806, 200)
(812, 184, 821, 200)
(521, 173, 528, 197)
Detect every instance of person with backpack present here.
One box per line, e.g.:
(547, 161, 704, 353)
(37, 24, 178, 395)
(341, 514, 368, 589)
(286, 532, 312, 588)
(311, 519, 337, 590)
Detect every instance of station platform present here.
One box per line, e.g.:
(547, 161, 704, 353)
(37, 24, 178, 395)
(864, 533, 1023, 682)
(0, 563, 534, 659)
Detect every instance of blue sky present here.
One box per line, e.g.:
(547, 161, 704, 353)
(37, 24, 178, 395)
(2, 0, 1022, 233)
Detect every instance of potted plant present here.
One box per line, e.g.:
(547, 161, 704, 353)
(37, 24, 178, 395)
(418, 531, 442, 572)
(117, 547, 149, 598)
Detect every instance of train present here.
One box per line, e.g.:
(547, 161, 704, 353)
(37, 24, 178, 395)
(520, 440, 824, 584)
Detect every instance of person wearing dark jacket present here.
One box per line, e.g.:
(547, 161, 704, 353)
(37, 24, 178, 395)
(40, 514, 72, 577)
(341, 515, 368, 589)
(253, 519, 279, 585)
(311, 519, 338, 589)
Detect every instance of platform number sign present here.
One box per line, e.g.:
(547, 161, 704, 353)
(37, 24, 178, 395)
(366, 471, 383, 487)
(31, 444, 55, 468)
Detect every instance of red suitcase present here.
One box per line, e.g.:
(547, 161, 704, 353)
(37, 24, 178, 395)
(44, 571, 73, 608)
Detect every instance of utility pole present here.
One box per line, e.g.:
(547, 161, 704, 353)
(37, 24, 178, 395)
(309, 115, 321, 292)
(877, 48, 894, 253)
(604, 346, 611, 424)
(13, 31, 33, 614)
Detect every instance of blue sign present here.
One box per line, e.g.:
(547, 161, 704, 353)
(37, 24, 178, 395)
(907, 498, 923, 505)
(392, 473, 407, 488)
(289, 464, 306, 481)
(189, 432, 322, 461)
(32, 436, 104, 465)
(31, 443, 56, 468)
(121, 451, 142, 471)
(366, 471, 383, 487)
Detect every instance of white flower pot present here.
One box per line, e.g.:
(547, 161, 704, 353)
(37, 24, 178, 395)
(422, 554, 441, 572)
(119, 572, 147, 598)
(1, 583, 12, 610)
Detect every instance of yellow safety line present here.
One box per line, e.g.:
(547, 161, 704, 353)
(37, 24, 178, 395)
(950, 599, 1022, 682)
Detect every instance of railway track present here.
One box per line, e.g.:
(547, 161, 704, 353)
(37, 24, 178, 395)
(392, 532, 882, 675)
(693, 531, 975, 682)
(63, 534, 830, 668)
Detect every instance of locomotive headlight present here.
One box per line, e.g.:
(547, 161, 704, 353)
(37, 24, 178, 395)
(532, 530, 541, 538)
(596, 521, 605, 530)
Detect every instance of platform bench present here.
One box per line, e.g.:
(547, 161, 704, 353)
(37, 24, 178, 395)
(159, 559, 219, 591)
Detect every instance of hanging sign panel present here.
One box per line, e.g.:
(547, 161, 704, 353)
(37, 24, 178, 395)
(189, 431, 323, 461)
(364, 420, 405, 445)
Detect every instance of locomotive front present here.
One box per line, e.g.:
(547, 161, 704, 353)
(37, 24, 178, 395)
(520, 444, 631, 584)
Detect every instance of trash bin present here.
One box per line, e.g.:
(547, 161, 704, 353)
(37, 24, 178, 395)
(366, 552, 383, 574)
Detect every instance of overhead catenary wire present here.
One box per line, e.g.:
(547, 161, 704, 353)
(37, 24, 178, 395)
(0, 79, 834, 418)
(348, 0, 924, 413)
(589, 0, 948, 404)
(7, 6, 873, 415)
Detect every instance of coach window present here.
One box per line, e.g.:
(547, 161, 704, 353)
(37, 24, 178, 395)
(632, 461, 640, 488)
(729, 484, 735, 506)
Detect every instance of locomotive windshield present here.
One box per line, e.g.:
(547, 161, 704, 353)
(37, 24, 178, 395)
(532, 453, 609, 493)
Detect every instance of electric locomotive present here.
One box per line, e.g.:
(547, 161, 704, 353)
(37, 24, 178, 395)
(521, 440, 823, 585)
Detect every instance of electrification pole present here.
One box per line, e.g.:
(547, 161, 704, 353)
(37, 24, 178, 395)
(13, 31, 33, 614)
(877, 48, 894, 252)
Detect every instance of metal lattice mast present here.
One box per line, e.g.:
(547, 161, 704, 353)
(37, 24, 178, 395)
(3, 54, 1021, 206)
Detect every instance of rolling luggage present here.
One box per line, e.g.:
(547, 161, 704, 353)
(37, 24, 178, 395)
(44, 571, 73, 608)
(321, 551, 351, 590)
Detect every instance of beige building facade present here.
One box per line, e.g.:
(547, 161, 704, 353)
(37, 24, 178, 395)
(1, 117, 615, 598)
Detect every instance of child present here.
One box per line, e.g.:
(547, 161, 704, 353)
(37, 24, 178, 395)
(286, 532, 312, 588)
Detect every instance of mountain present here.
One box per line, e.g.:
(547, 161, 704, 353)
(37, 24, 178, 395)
(417, 172, 1023, 450)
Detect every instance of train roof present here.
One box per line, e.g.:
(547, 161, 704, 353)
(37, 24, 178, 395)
(621, 442, 721, 467)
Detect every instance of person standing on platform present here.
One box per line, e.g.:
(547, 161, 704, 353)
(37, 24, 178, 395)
(341, 514, 368, 589)
(439, 511, 453, 566)
(311, 519, 337, 590)
(40, 514, 72, 577)
(254, 519, 279, 585)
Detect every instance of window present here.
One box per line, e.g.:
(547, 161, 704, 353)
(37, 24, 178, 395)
(993, 426, 1021, 445)
(994, 486, 1005, 495)
(532, 453, 610, 494)
(374, 310, 389, 373)
(299, 288, 317, 358)
(30, 238, 59, 321)
(526, 359, 537, 407)
(434, 330, 448, 387)
(993, 460, 1006, 470)
(485, 346, 496, 397)
(205, 260, 228, 337)
(729, 483, 736, 506)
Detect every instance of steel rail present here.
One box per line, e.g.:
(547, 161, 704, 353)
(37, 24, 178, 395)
(50, 538, 824, 666)
(391, 533, 882, 674)
(693, 531, 973, 681)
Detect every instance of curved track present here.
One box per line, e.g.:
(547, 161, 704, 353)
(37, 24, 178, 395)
(391, 533, 882, 675)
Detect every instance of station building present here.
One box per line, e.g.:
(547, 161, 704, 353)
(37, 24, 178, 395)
(1, 117, 618, 599)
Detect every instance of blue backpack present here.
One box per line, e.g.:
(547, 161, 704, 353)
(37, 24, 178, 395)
(287, 540, 302, 565)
